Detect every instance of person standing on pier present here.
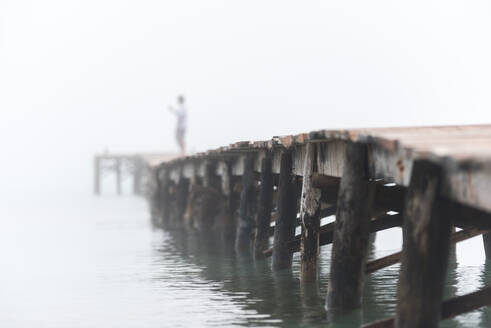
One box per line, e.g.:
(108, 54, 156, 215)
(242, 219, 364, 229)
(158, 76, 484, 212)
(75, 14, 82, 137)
(168, 95, 187, 156)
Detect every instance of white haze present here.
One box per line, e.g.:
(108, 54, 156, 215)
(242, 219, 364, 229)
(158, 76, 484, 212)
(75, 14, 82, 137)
(1, 0, 491, 193)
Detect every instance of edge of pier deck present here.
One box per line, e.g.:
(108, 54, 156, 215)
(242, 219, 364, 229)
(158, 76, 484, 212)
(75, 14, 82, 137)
(154, 124, 491, 214)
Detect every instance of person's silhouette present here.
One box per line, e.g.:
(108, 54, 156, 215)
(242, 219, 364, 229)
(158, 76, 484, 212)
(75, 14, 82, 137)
(168, 95, 187, 156)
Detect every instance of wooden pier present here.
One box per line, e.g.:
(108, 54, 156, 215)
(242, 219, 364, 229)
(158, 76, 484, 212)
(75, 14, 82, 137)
(93, 153, 178, 195)
(140, 125, 491, 327)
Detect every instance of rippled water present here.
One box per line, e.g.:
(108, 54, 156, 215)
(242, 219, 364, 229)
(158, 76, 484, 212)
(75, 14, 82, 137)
(1, 192, 490, 327)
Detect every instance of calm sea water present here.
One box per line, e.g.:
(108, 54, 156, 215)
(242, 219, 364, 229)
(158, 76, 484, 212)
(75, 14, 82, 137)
(1, 191, 490, 327)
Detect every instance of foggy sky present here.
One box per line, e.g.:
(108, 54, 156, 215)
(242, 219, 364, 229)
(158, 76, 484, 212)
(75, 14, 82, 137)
(2, 0, 491, 192)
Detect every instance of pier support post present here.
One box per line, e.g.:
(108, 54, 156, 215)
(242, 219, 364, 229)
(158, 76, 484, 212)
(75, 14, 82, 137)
(115, 158, 122, 195)
(395, 160, 451, 328)
(174, 177, 190, 228)
(219, 161, 237, 245)
(94, 156, 101, 195)
(272, 150, 298, 271)
(300, 143, 322, 282)
(133, 157, 143, 195)
(236, 155, 256, 255)
(327, 142, 375, 310)
(153, 167, 170, 227)
(198, 161, 221, 232)
(183, 177, 200, 229)
(254, 155, 274, 259)
(483, 233, 491, 260)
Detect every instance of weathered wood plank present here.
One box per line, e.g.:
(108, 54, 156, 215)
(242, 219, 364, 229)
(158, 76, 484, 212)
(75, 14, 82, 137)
(316, 140, 345, 177)
(396, 160, 451, 328)
(327, 142, 375, 310)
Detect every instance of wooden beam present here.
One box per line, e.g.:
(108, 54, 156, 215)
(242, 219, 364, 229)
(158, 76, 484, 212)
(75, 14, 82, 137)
(363, 286, 491, 328)
(313, 173, 491, 230)
(300, 143, 322, 282)
(366, 228, 487, 273)
(395, 160, 451, 328)
(263, 213, 401, 257)
(254, 156, 274, 259)
(327, 142, 375, 310)
(267, 206, 336, 237)
(272, 150, 298, 271)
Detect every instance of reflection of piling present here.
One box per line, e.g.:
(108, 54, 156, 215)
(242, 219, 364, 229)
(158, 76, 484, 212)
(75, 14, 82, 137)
(142, 126, 491, 327)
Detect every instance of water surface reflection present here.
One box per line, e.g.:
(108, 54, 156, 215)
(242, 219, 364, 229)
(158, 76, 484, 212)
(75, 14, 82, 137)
(156, 228, 491, 327)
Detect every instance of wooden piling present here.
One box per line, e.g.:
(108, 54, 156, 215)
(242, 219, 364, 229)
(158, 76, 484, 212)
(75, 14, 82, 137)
(174, 177, 190, 228)
(272, 150, 298, 271)
(326, 142, 375, 310)
(395, 160, 451, 328)
(198, 161, 221, 232)
(183, 177, 200, 229)
(254, 155, 274, 259)
(115, 158, 122, 195)
(158, 167, 171, 227)
(236, 156, 257, 255)
(483, 233, 491, 259)
(94, 156, 101, 195)
(300, 143, 322, 281)
(133, 156, 143, 195)
(219, 161, 237, 245)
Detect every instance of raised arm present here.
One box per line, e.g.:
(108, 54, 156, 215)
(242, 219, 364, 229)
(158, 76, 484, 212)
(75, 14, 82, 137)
(168, 105, 177, 115)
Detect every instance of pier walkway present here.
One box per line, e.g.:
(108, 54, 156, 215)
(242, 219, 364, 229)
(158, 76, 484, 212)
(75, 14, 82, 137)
(124, 125, 491, 327)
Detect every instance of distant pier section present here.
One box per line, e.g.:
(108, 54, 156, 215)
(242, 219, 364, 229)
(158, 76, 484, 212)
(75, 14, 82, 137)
(93, 153, 178, 195)
(102, 125, 491, 327)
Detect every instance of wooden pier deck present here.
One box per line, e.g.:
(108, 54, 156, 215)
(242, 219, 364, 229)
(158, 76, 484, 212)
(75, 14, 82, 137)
(139, 124, 491, 327)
